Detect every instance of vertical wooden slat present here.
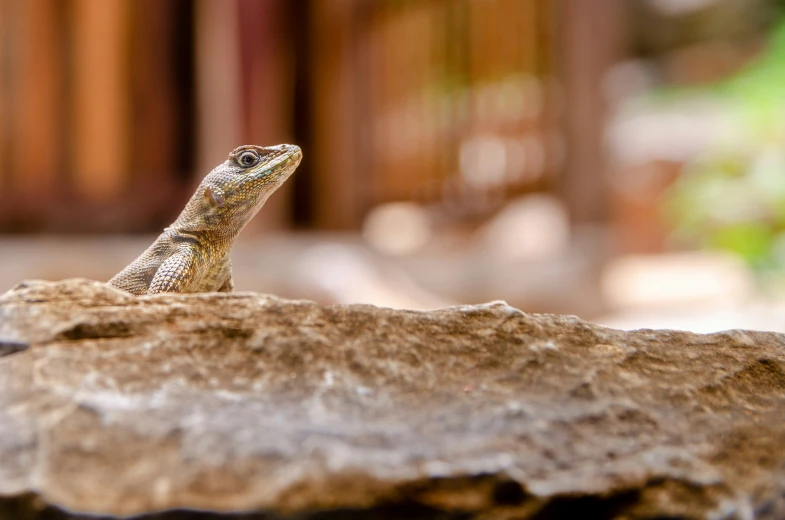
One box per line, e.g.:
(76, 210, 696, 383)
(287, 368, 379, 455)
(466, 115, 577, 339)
(519, 0, 539, 74)
(310, 0, 361, 229)
(129, 0, 179, 183)
(430, 1, 450, 201)
(9, 0, 65, 196)
(351, 2, 376, 217)
(395, 3, 435, 201)
(556, 0, 628, 224)
(288, 0, 315, 228)
(521, 0, 550, 186)
(237, 0, 294, 231)
(0, 0, 9, 189)
(71, 0, 131, 201)
(238, 0, 292, 145)
(120, 0, 197, 231)
(194, 0, 242, 176)
(368, 4, 390, 205)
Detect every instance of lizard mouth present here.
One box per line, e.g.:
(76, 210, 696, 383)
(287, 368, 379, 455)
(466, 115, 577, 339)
(257, 144, 302, 179)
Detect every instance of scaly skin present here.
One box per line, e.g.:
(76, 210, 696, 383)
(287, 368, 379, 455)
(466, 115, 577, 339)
(109, 144, 302, 295)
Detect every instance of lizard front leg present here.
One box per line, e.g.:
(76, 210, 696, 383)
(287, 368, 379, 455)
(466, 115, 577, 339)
(216, 259, 234, 292)
(148, 249, 199, 294)
(217, 276, 234, 292)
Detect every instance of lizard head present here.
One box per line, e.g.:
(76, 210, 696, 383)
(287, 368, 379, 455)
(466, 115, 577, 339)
(189, 144, 302, 236)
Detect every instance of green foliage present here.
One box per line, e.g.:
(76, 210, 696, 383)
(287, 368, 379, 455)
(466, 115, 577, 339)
(664, 19, 785, 276)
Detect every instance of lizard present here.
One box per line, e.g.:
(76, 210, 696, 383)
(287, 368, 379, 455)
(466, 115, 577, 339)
(108, 143, 302, 295)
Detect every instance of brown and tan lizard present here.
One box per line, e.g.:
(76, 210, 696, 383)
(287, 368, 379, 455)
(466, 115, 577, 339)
(109, 144, 302, 295)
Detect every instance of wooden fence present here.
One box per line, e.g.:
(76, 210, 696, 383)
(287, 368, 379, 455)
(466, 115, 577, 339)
(0, 0, 613, 233)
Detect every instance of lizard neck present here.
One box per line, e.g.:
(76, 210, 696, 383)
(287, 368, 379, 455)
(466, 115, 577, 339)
(167, 197, 240, 247)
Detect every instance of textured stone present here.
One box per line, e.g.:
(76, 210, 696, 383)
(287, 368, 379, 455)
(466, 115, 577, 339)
(1, 279, 785, 519)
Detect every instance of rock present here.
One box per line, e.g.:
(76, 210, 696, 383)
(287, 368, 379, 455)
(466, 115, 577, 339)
(1, 279, 785, 519)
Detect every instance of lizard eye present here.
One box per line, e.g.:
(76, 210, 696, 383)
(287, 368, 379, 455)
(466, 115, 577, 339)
(237, 151, 259, 168)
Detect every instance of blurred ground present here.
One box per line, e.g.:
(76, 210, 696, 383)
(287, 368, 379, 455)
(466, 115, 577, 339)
(0, 229, 603, 316)
(3, 232, 785, 334)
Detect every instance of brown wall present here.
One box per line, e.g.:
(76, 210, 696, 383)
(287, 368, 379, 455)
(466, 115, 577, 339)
(0, 0, 562, 233)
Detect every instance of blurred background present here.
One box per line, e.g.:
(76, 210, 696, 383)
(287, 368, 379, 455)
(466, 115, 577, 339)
(2, 0, 785, 332)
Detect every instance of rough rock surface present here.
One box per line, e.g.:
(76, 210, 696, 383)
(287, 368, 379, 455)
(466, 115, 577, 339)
(1, 279, 785, 519)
